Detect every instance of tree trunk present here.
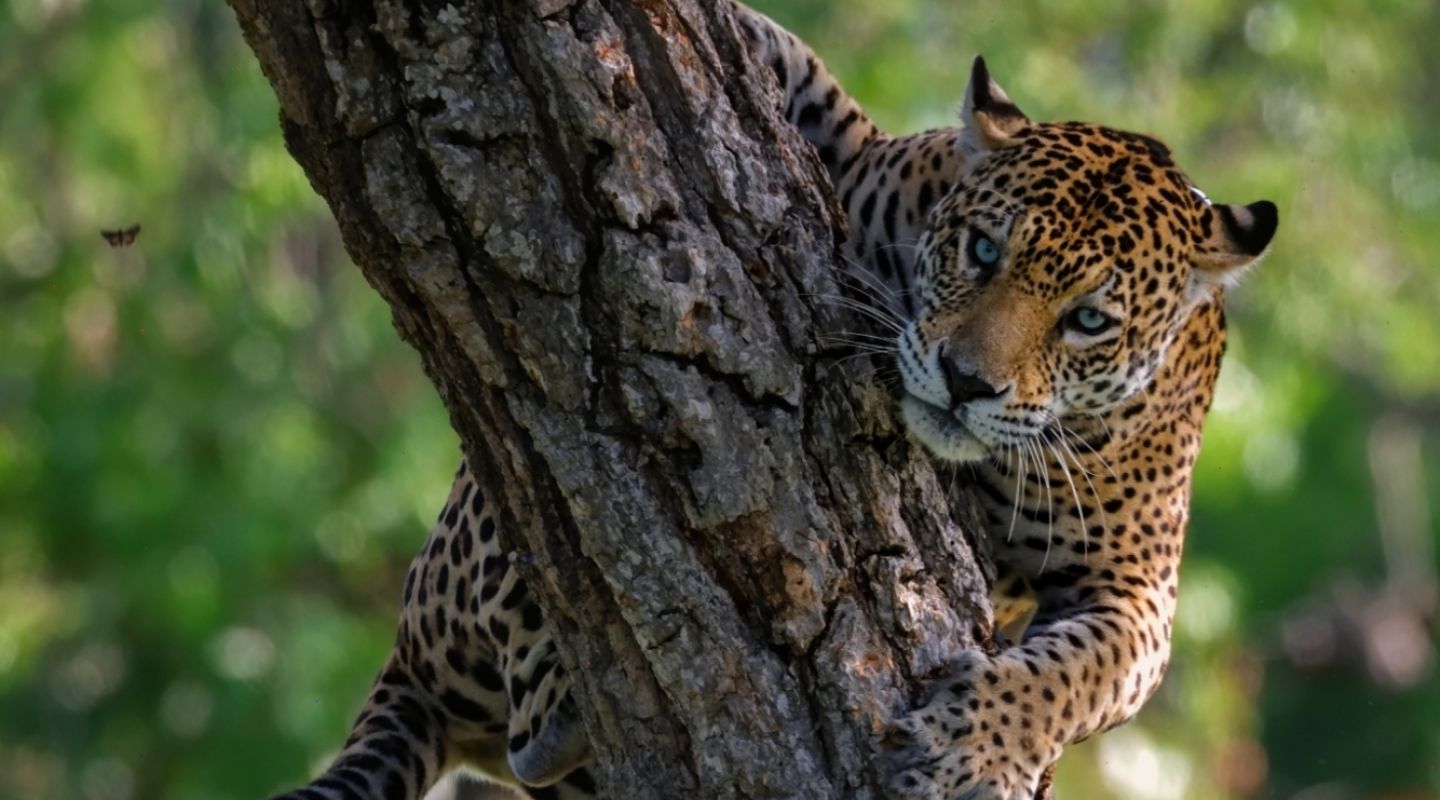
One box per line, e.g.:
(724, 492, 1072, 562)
(227, 1, 995, 797)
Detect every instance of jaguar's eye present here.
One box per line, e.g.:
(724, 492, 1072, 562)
(967, 232, 1000, 268)
(1066, 306, 1115, 336)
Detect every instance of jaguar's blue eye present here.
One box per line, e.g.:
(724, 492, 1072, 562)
(1067, 307, 1114, 335)
(968, 233, 1000, 266)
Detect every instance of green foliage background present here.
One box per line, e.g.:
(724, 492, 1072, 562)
(2, 1, 1437, 798)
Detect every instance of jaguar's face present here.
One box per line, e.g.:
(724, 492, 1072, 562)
(897, 59, 1278, 463)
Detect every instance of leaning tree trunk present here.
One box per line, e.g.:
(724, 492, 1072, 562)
(229, 1, 998, 797)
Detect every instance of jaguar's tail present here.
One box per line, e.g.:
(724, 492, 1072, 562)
(266, 656, 449, 800)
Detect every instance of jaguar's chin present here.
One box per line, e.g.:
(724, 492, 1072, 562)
(900, 394, 990, 463)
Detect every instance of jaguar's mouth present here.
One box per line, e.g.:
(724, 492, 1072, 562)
(899, 393, 990, 463)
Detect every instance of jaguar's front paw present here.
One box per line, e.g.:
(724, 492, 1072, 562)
(883, 711, 948, 800)
(882, 653, 1050, 800)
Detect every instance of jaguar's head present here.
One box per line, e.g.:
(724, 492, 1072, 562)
(900, 58, 1278, 462)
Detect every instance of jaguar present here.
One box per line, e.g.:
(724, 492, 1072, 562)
(268, 4, 1276, 799)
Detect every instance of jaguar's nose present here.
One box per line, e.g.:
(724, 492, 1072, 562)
(938, 345, 1004, 409)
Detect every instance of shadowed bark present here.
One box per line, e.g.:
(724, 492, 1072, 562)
(227, 1, 999, 797)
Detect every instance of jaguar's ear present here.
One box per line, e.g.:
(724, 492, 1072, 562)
(1192, 199, 1279, 286)
(959, 56, 1031, 161)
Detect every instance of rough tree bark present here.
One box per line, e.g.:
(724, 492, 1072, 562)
(229, 1, 997, 798)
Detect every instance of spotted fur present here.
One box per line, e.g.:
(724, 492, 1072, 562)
(268, 5, 1276, 799)
(267, 460, 595, 800)
(744, 7, 1276, 799)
